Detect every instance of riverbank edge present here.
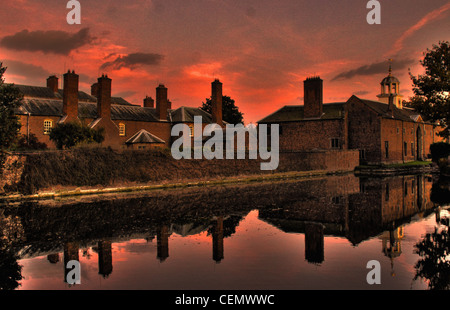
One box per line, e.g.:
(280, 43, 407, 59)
(354, 161, 439, 176)
(0, 169, 353, 203)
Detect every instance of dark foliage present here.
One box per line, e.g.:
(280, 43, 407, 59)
(201, 95, 244, 125)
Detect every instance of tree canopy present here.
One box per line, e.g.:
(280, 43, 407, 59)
(49, 122, 105, 150)
(0, 62, 22, 152)
(200, 95, 244, 125)
(408, 41, 450, 138)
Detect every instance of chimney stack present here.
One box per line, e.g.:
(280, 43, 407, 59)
(143, 96, 154, 108)
(97, 74, 112, 119)
(156, 84, 168, 120)
(167, 100, 172, 110)
(91, 82, 99, 97)
(211, 79, 223, 125)
(303, 76, 323, 119)
(47, 75, 59, 93)
(63, 70, 79, 121)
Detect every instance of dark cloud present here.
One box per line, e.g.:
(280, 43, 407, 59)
(332, 58, 414, 81)
(3, 59, 51, 79)
(100, 53, 164, 71)
(1, 28, 95, 55)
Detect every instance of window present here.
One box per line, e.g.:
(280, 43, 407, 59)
(43, 120, 53, 135)
(385, 183, 390, 201)
(385, 141, 389, 158)
(188, 124, 194, 137)
(119, 123, 126, 136)
(396, 128, 399, 134)
(359, 149, 366, 160)
(404, 142, 407, 156)
(331, 138, 340, 149)
(411, 143, 414, 156)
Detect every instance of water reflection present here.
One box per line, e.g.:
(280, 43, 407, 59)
(0, 173, 448, 290)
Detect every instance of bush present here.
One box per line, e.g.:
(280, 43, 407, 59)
(430, 142, 450, 162)
(49, 122, 105, 150)
(10, 134, 47, 151)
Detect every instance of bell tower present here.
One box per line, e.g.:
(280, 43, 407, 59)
(377, 60, 403, 109)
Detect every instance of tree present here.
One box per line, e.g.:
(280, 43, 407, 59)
(200, 95, 244, 125)
(408, 41, 450, 138)
(0, 62, 22, 171)
(49, 122, 105, 150)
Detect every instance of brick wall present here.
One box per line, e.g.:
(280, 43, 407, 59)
(278, 119, 347, 152)
(347, 96, 381, 164)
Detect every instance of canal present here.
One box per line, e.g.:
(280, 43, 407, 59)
(0, 173, 449, 290)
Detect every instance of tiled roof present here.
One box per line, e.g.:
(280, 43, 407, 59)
(14, 84, 134, 106)
(125, 129, 165, 144)
(258, 102, 346, 123)
(357, 98, 422, 123)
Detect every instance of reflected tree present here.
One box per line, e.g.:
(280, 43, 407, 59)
(0, 247, 23, 290)
(414, 216, 450, 290)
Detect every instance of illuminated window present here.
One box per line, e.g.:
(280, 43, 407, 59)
(188, 124, 194, 137)
(119, 123, 126, 136)
(43, 120, 53, 135)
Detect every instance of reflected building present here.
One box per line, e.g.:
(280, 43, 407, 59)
(259, 174, 437, 265)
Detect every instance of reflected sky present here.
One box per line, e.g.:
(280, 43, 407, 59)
(1, 174, 448, 290)
(15, 208, 444, 290)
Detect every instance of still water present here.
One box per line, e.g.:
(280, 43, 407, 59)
(0, 173, 449, 290)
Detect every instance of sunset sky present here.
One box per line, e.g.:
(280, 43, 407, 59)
(1, 0, 449, 123)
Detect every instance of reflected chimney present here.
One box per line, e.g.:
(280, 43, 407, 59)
(304, 222, 324, 264)
(212, 216, 224, 263)
(98, 241, 113, 278)
(63, 70, 79, 122)
(63, 242, 79, 284)
(157, 225, 169, 262)
(47, 75, 59, 93)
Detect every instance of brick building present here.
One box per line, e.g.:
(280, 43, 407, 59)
(258, 69, 446, 165)
(14, 71, 225, 150)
